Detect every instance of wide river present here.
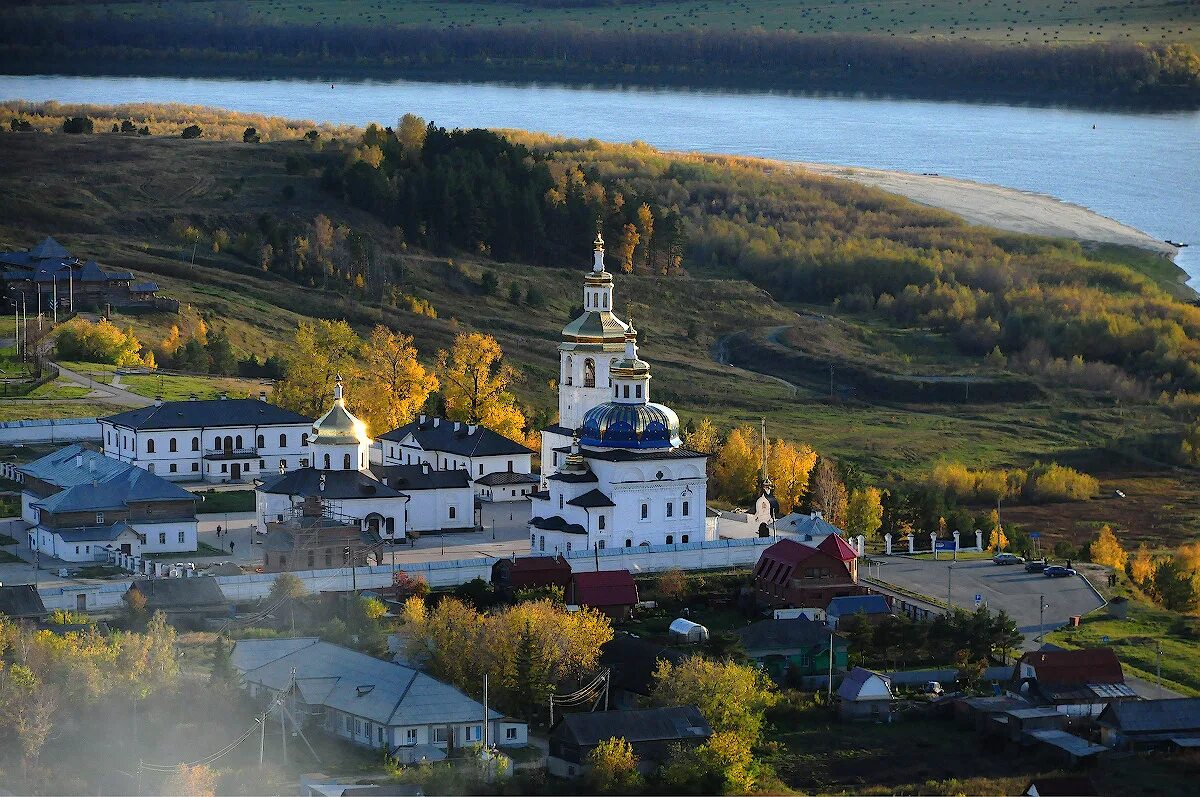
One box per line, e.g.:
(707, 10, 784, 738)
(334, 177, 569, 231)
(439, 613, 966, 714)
(3, 74, 1198, 283)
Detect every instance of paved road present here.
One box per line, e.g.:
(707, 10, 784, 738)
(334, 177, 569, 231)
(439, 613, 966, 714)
(52, 360, 153, 407)
(872, 556, 1103, 645)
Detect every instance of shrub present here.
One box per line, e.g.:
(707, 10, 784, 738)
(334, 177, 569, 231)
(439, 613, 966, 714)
(180, 124, 203, 139)
(62, 116, 93, 134)
(1030, 464, 1099, 501)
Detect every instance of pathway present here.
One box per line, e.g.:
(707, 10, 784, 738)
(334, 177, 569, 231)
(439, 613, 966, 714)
(51, 360, 153, 408)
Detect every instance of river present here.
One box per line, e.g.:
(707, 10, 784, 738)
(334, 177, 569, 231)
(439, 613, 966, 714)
(3, 73, 1198, 284)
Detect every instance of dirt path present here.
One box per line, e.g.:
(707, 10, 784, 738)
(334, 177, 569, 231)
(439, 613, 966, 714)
(794, 162, 1181, 258)
(52, 361, 154, 408)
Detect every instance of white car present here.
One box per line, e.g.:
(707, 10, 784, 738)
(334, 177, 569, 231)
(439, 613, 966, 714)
(992, 552, 1025, 565)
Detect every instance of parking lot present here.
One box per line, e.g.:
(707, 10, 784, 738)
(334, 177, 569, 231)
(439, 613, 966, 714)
(872, 556, 1104, 644)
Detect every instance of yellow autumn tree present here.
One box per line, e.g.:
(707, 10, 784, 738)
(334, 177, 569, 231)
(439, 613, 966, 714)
(769, 438, 817, 515)
(686, 417, 720, 456)
(846, 487, 884, 539)
(712, 425, 759, 502)
(355, 326, 437, 436)
(272, 320, 363, 419)
(161, 764, 217, 797)
(436, 332, 526, 441)
(1090, 525, 1128, 570)
(160, 324, 182, 356)
(988, 528, 1010, 552)
(1130, 543, 1155, 584)
(586, 737, 643, 795)
(54, 317, 153, 367)
(652, 657, 776, 745)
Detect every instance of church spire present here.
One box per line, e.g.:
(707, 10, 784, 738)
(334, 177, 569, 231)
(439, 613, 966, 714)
(593, 231, 605, 273)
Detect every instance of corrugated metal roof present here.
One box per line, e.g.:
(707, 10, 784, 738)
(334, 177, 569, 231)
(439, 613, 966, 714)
(1099, 697, 1200, 733)
(22, 444, 197, 512)
(232, 638, 504, 727)
(734, 617, 845, 653)
(102, 399, 311, 431)
(1017, 648, 1124, 686)
(258, 468, 407, 500)
(837, 666, 891, 701)
(827, 595, 891, 617)
(572, 569, 638, 607)
(553, 706, 710, 747)
(379, 418, 532, 457)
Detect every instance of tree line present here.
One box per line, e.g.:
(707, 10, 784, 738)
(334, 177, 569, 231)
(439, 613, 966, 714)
(2, 12, 1197, 104)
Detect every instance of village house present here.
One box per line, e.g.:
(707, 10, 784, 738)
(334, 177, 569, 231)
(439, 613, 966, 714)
(0, 584, 48, 622)
(733, 616, 849, 682)
(752, 535, 863, 609)
(100, 396, 314, 483)
(598, 632, 687, 709)
(232, 638, 528, 761)
(20, 443, 198, 562)
(568, 569, 639, 619)
(377, 416, 536, 502)
(1012, 648, 1138, 717)
(837, 666, 894, 721)
(826, 594, 893, 628)
(1097, 697, 1200, 751)
(490, 554, 573, 598)
(124, 576, 233, 627)
(547, 706, 711, 778)
(0, 236, 167, 312)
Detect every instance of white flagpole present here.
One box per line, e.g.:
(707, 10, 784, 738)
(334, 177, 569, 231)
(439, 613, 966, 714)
(69, 267, 73, 314)
(53, 280, 58, 324)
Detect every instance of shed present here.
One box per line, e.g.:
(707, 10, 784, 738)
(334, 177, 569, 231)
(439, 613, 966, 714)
(1097, 697, 1200, 751)
(125, 575, 231, 627)
(837, 666, 893, 721)
(568, 569, 639, 620)
(547, 706, 711, 778)
(0, 584, 48, 620)
(668, 618, 710, 644)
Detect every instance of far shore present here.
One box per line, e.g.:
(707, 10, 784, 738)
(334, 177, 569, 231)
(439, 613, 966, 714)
(796, 161, 1181, 260)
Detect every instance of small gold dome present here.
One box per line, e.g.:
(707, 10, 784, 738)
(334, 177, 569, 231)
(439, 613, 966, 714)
(311, 376, 369, 446)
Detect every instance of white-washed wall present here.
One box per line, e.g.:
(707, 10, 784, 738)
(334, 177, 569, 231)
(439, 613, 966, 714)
(0, 418, 101, 445)
(39, 535, 779, 612)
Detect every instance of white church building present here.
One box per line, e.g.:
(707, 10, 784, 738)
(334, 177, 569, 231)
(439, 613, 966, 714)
(530, 234, 711, 555)
(255, 378, 475, 540)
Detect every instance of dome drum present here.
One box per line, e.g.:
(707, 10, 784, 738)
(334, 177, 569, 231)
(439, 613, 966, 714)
(580, 402, 682, 449)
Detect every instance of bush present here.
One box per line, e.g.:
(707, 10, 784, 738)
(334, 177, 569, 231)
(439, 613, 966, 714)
(242, 126, 261, 143)
(1030, 464, 1099, 501)
(62, 116, 93, 134)
(180, 124, 203, 139)
(55, 317, 154, 367)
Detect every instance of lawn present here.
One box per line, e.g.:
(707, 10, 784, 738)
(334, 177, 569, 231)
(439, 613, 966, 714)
(118, 372, 271, 401)
(18, 378, 91, 400)
(193, 489, 256, 514)
(0, 399, 128, 421)
(0, 345, 36, 380)
(1046, 597, 1200, 697)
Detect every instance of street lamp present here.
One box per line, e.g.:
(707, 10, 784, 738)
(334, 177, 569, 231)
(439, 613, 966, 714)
(946, 564, 953, 610)
(1037, 595, 1049, 643)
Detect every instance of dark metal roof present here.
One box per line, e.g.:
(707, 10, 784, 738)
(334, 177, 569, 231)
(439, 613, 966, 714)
(826, 595, 891, 617)
(474, 471, 540, 486)
(0, 585, 47, 618)
(530, 515, 587, 535)
(567, 489, 616, 509)
(552, 706, 710, 747)
(258, 468, 407, 500)
(370, 464, 471, 491)
(553, 445, 706, 462)
(129, 576, 229, 609)
(571, 569, 638, 607)
(734, 617, 847, 653)
(600, 632, 687, 696)
(379, 417, 532, 457)
(23, 444, 197, 513)
(102, 399, 312, 431)
(1098, 698, 1200, 734)
(1016, 648, 1125, 686)
(548, 470, 598, 484)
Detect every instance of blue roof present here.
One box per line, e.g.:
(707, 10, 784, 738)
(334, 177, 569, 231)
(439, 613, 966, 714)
(827, 595, 891, 617)
(776, 512, 847, 538)
(580, 401, 681, 449)
(22, 444, 196, 513)
(55, 521, 144, 543)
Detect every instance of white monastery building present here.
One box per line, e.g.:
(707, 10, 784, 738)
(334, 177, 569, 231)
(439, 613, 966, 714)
(99, 396, 313, 484)
(377, 416, 537, 502)
(531, 234, 711, 555)
(255, 378, 475, 540)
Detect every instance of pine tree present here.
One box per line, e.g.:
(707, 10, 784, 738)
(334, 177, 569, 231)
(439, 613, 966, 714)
(208, 636, 236, 688)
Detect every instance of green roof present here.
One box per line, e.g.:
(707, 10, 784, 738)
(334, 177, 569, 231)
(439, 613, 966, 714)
(561, 310, 628, 341)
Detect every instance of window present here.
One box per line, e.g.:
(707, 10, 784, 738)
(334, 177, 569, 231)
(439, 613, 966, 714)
(75, 545, 80, 555)
(506, 727, 517, 740)
(598, 540, 606, 549)
(308, 551, 314, 568)
(682, 535, 689, 544)
(559, 495, 564, 510)
(279, 555, 287, 568)
(299, 459, 306, 468)
(625, 538, 632, 548)
(169, 438, 177, 452)
(158, 532, 166, 545)
(564, 355, 574, 386)
(640, 503, 649, 520)
(465, 725, 482, 743)
(667, 502, 674, 518)
(147, 463, 155, 473)
(302, 433, 309, 447)
(324, 454, 331, 469)
(146, 439, 155, 453)
(614, 386, 619, 397)
(598, 515, 606, 530)
(192, 437, 199, 451)
(235, 435, 243, 449)
(192, 462, 199, 472)
(345, 715, 353, 731)
(623, 385, 630, 399)
(343, 453, 351, 470)
(666, 535, 674, 545)
(107, 431, 111, 444)
(378, 726, 384, 744)
(566, 542, 572, 552)
(178, 532, 185, 544)
(531, 534, 536, 548)
(683, 501, 690, 517)
(479, 464, 484, 475)
(539, 536, 545, 552)
(405, 728, 418, 745)
(221, 464, 228, 473)
(448, 506, 456, 519)
(386, 517, 395, 533)
(96, 513, 104, 525)
(355, 719, 363, 735)
(433, 726, 448, 744)
(635, 384, 642, 398)
(584, 358, 595, 387)
(325, 549, 332, 567)
(508, 460, 514, 472)
(279, 433, 287, 447)
(170, 463, 177, 473)
(260, 459, 265, 469)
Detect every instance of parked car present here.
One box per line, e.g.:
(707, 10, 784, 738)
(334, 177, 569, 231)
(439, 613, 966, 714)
(992, 552, 1025, 565)
(1025, 559, 1048, 573)
(1044, 565, 1077, 578)
(922, 681, 945, 696)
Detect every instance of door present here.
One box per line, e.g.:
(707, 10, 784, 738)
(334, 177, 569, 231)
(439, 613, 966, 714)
(76, 593, 87, 612)
(231, 463, 242, 481)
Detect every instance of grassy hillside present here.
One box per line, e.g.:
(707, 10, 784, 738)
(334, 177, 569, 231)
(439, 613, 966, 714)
(3, 120, 1198, 550)
(33, 0, 1200, 48)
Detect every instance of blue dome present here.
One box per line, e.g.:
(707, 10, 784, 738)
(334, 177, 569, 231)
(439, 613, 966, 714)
(580, 402, 682, 449)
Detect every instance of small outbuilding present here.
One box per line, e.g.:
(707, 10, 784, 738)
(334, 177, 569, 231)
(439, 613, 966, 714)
(0, 584, 48, 621)
(547, 706, 711, 779)
(837, 666, 893, 721)
(668, 618, 710, 644)
(568, 569, 639, 620)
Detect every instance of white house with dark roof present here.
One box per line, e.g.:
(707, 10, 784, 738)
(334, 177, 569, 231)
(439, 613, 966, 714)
(231, 638, 528, 760)
(99, 396, 313, 483)
(19, 443, 198, 561)
(377, 416, 536, 502)
(255, 379, 474, 539)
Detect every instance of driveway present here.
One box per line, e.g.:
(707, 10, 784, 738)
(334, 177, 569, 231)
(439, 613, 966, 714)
(872, 557, 1103, 646)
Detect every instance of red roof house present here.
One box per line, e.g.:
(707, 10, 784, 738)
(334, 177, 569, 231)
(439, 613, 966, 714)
(753, 538, 863, 609)
(491, 554, 573, 595)
(1014, 648, 1138, 716)
(569, 569, 639, 620)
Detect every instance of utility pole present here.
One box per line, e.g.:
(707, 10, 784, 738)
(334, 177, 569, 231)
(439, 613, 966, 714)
(1037, 595, 1047, 643)
(829, 362, 834, 399)
(947, 565, 953, 611)
(483, 673, 489, 752)
(1157, 642, 1162, 697)
(827, 627, 834, 698)
(259, 714, 266, 768)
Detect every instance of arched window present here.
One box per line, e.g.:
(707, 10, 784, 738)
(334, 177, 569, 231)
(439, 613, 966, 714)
(169, 438, 177, 453)
(598, 515, 606, 530)
(531, 533, 536, 548)
(223, 435, 233, 453)
(624, 539, 632, 548)
(666, 535, 674, 545)
(609, 358, 618, 387)
(343, 453, 351, 470)
(566, 542, 572, 552)
(449, 506, 457, 520)
(302, 433, 309, 447)
(602, 293, 608, 309)
(564, 355, 573, 386)
(614, 386, 619, 397)
(279, 433, 287, 447)
(146, 439, 155, 454)
(323, 454, 331, 469)
(235, 435, 243, 449)
(191, 437, 199, 451)
(623, 385, 630, 399)
(257, 434, 265, 448)
(583, 359, 596, 388)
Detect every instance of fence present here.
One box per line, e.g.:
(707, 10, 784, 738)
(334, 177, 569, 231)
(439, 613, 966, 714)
(0, 417, 102, 445)
(38, 535, 782, 612)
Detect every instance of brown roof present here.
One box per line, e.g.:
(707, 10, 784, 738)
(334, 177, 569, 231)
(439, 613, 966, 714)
(495, 555, 573, 589)
(1017, 648, 1124, 685)
(571, 569, 639, 608)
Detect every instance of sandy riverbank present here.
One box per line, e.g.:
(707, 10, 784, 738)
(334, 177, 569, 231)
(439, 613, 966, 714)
(797, 162, 1180, 259)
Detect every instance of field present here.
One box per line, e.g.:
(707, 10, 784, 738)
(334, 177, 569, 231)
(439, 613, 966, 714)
(47, 0, 1200, 48)
(2, 128, 1198, 554)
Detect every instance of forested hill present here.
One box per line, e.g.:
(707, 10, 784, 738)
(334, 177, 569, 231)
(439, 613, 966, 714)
(2, 2, 1199, 105)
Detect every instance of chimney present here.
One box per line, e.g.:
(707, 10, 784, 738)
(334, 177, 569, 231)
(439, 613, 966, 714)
(259, 390, 267, 402)
(467, 424, 477, 435)
(154, 396, 163, 407)
(75, 453, 83, 468)
(453, 421, 460, 432)
(418, 414, 426, 425)
(432, 418, 440, 428)
(811, 510, 823, 520)
(189, 393, 198, 401)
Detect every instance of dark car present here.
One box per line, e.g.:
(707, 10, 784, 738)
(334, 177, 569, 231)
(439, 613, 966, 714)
(1044, 565, 1077, 578)
(992, 552, 1025, 565)
(1025, 560, 1048, 573)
